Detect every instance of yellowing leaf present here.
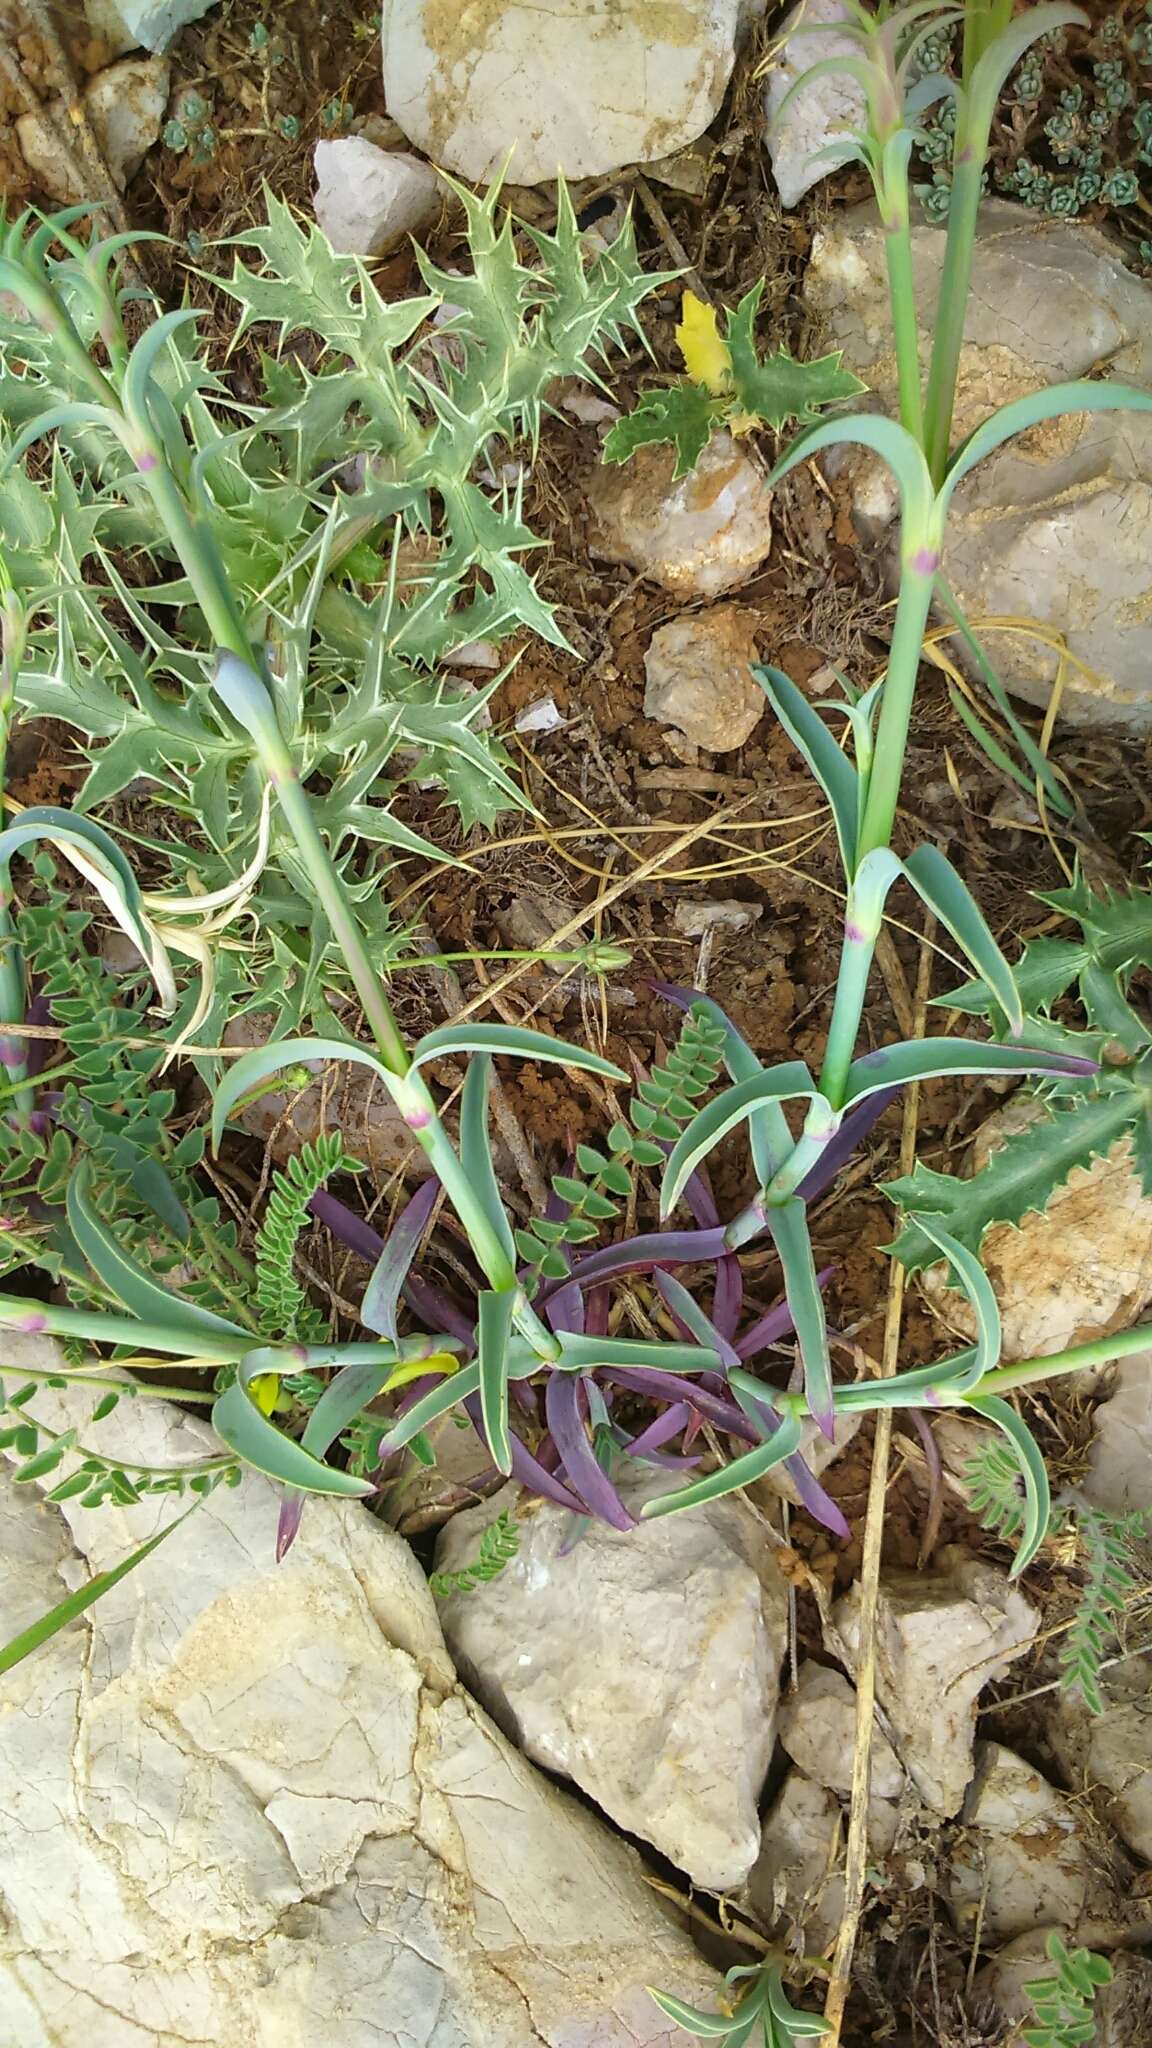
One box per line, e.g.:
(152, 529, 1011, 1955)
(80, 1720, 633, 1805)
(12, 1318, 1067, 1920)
(675, 290, 732, 397)
(249, 1372, 281, 1415)
(383, 1352, 459, 1395)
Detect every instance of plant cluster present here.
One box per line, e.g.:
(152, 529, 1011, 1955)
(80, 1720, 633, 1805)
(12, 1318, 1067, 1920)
(912, 3, 1152, 264)
(1022, 1933, 1112, 2048)
(0, 14, 1150, 2035)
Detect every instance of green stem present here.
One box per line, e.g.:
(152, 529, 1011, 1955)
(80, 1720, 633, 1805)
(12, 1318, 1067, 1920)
(979, 1324, 1152, 1396)
(818, 923, 878, 1109)
(856, 543, 941, 857)
(1, 1363, 217, 1403)
(880, 186, 924, 446)
(0, 1294, 251, 1360)
(922, 135, 985, 486)
(137, 460, 256, 667)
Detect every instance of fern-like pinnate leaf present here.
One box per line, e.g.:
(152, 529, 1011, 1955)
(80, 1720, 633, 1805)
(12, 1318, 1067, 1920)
(515, 1005, 727, 1285)
(964, 1439, 1033, 1545)
(254, 1134, 361, 1343)
(1023, 1933, 1112, 2048)
(429, 1508, 521, 1598)
(1060, 1506, 1144, 1715)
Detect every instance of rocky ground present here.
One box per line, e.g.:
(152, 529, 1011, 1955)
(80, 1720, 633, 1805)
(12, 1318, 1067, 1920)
(2, 2, 1152, 2045)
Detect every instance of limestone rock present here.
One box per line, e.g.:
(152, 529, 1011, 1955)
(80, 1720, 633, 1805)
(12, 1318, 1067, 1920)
(313, 139, 441, 257)
(434, 1472, 790, 1892)
(777, 1661, 904, 1800)
(763, 0, 867, 207)
(644, 605, 765, 751)
(589, 433, 774, 596)
(1050, 1655, 1152, 1866)
(747, 1771, 845, 1953)
(1082, 1349, 1152, 1516)
(84, 0, 215, 52)
(17, 55, 170, 200)
(834, 1546, 1038, 1816)
(382, 0, 743, 186)
(922, 1099, 1152, 1363)
(803, 201, 1152, 727)
(948, 1744, 1089, 1941)
(0, 1367, 720, 2046)
(976, 1931, 1152, 2046)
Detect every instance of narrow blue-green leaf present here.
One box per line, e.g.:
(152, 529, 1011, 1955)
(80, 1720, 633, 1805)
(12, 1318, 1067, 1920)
(122, 307, 202, 429)
(0, 807, 155, 963)
(361, 1181, 439, 1341)
(966, 3, 1087, 131)
(410, 1023, 626, 1083)
(767, 410, 936, 534)
(639, 1412, 804, 1517)
(0, 401, 120, 474)
(754, 663, 859, 876)
(460, 1054, 516, 1265)
(658, 987, 789, 1181)
(904, 844, 1022, 1032)
(0, 1503, 200, 1677)
(843, 1037, 1094, 1105)
(639, 1990, 737, 2039)
(211, 1036, 397, 1150)
(646, 1987, 744, 2037)
(943, 380, 1152, 509)
(212, 1378, 373, 1495)
(301, 1360, 397, 1459)
(964, 1393, 1052, 1576)
(477, 1289, 516, 1477)
(376, 1360, 482, 1456)
(829, 1348, 981, 1410)
(768, 1197, 834, 1435)
(764, 1969, 831, 2038)
(661, 1064, 817, 1216)
(66, 1161, 246, 1337)
(556, 1331, 723, 1374)
(911, 1216, 1000, 1384)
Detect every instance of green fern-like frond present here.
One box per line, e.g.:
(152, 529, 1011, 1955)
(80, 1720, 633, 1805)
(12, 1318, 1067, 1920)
(254, 1133, 362, 1343)
(964, 1438, 1036, 1545)
(515, 1004, 728, 1283)
(1060, 1505, 1145, 1715)
(429, 1508, 521, 1598)
(0, 1373, 237, 1508)
(1023, 1933, 1112, 2048)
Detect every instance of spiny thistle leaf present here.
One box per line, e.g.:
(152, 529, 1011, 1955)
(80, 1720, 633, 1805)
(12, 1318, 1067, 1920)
(724, 278, 867, 431)
(886, 1085, 1139, 1273)
(601, 384, 724, 479)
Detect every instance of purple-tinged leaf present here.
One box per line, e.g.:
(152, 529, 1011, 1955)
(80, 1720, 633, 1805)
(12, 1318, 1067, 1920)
(308, 1186, 384, 1262)
(310, 1188, 478, 1347)
(783, 1454, 851, 1541)
(544, 1226, 729, 1299)
(712, 1254, 744, 1342)
(539, 1168, 585, 1334)
(545, 1374, 636, 1531)
(600, 1367, 758, 1441)
(654, 1270, 741, 1371)
(461, 1391, 587, 1513)
(795, 1089, 899, 1202)
(625, 1402, 695, 1458)
(405, 1273, 477, 1349)
(361, 1180, 439, 1341)
(735, 1269, 834, 1360)
(275, 1492, 305, 1560)
(585, 1287, 610, 1337)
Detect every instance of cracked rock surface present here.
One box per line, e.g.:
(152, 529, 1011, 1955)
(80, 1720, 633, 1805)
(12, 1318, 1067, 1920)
(834, 1546, 1038, 1817)
(804, 201, 1152, 727)
(381, 0, 743, 185)
(435, 1472, 789, 1893)
(0, 1361, 718, 2046)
